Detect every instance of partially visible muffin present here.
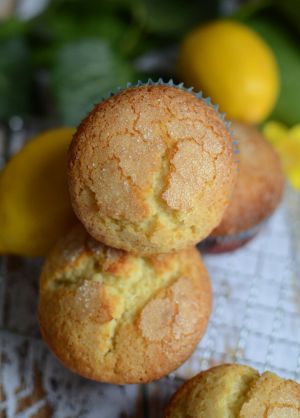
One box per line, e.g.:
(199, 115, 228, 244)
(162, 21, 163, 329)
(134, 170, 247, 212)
(200, 121, 284, 253)
(68, 84, 236, 255)
(38, 225, 212, 384)
(164, 364, 300, 418)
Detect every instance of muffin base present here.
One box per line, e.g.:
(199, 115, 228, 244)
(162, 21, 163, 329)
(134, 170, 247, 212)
(198, 223, 263, 254)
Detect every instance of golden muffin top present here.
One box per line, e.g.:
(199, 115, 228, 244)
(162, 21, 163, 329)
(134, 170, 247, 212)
(164, 364, 300, 418)
(68, 84, 236, 255)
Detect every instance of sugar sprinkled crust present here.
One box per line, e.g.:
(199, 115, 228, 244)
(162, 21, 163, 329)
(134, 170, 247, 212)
(211, 121, 284, 237)
(68, 85, 236, 255)
(164, 364, 300, 418)
(38, 225, 212, 384)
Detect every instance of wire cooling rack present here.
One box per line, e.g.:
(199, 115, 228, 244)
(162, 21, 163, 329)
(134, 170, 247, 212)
(1, 127, 300, 417)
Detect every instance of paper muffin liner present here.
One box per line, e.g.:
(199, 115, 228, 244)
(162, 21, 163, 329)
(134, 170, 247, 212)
(101, 78, 239, 161)
(198, 221, 265, 254)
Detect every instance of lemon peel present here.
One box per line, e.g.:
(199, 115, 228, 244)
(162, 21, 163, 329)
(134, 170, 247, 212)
(263, 121, 300, 191)
(178, 20, 280, 124)
(0, 127, 76, 256)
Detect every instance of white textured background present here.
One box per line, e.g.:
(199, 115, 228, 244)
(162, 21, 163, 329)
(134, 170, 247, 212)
(1, 187, 300, 417)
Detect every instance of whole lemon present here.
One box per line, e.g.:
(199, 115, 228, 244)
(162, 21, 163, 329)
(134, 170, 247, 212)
(178, 20, 280, 124)
(0, 127, 76, 257)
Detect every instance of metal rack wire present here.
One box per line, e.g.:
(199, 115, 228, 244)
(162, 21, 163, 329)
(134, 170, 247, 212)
(1, 127, 300, 417)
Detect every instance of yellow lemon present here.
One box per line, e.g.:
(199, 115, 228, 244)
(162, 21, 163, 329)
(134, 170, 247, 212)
(178, 20, 280, 123)
(287, 166, 300, 190)
(276, 139, 300, 190)
(263, 121, 300, 191)
(0, 127, 76, 257)
(262, 120, 288, 146)
(289, 124, 300, 145)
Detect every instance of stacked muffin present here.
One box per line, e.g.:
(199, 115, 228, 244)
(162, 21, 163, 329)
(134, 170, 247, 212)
(200, 121, 284, 253)
(38, 82, 237, 383)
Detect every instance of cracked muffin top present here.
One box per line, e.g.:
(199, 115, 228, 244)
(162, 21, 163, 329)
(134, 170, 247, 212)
(164, 364, 300, 418)
(38, 224, 212, 384)
(68, 84, 236, 255)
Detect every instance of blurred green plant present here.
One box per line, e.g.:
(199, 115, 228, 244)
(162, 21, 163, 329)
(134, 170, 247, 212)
(0, 0, 299, 126)
(233, 0, 300, 126)
(273, 0, 300, 36)
(0, 0, 218, 124)
(247, 16, 300, 126)
(51, 39, 137, 124)
(0, 37, 31, 119)
(133, 0, 218, 36)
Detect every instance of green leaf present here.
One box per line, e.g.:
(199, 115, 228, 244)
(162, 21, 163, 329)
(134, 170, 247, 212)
(45, 0, 133, 18)
(0, 17, 29, 40)
(0, 38, 31, 120)
(33, 13, 128, 47)
(247, 17, 300, 126)
(273, 0, 300, 35)
(134, 0, 219, 37)
(30, 10, 136, 66)
(51, 39, 137, 125)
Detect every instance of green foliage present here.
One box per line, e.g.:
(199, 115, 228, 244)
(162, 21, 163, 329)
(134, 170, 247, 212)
(0, 0, 220, 122)
(248, 16, 300, 126)
(0, 0, 300, 125)
(0, 18, 29, 40)
(134, 0, 218, 36)
(51, 39, 137, 125)
(0, 38, 31, 119)
(31, 13, 131, 67)
(274, 0, 300, 36)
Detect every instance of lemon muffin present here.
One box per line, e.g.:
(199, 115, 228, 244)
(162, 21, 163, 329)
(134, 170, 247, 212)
(164, 364, 300, 417)
(38, 224, 212, 384)
(68, 82, 236, 255)
(200, 121, 284, 253)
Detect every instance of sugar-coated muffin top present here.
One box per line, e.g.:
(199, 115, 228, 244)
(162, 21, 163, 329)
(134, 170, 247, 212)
(212, 121, 284, 237)
(164, 364, 300, 418)
(39, 224, 212, 384)
(68, 84, 236, 255)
